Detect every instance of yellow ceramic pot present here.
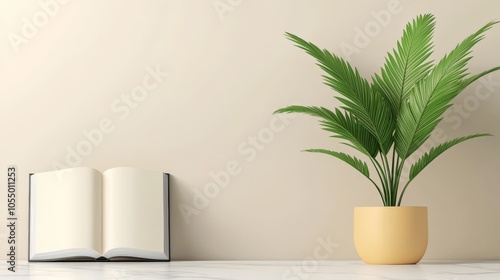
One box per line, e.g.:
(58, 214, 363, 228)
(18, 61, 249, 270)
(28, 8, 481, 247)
(354, 206, 428, 264)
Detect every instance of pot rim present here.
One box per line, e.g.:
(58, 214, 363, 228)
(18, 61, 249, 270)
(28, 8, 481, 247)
(354, 206, 427, 209)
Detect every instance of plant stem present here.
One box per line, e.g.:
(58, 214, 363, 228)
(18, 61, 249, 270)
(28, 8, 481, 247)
(391, 147, 397, 197)
(370, 158, 389, 206)
(381, 153, 393, 205)
(397, 177, 413, 206)
(367, 177, 385, 204)
(393, 157, 404, 205)
(391, 153, 402, 205)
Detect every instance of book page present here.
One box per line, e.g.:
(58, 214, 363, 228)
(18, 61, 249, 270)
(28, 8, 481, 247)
(102, 167, 166, 258)
(30, 167, 102, 260)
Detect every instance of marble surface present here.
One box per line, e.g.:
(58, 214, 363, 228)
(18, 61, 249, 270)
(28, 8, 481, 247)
(0, 260, 499, 279)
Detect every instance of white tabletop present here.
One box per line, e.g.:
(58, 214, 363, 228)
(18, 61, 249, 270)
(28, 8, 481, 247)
(1, 260, 499, 279)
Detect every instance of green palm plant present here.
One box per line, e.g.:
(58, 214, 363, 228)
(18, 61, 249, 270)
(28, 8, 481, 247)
(275, 14, 500, 206)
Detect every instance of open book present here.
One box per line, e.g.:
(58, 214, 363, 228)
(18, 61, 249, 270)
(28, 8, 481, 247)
(29, 167, 170, 261)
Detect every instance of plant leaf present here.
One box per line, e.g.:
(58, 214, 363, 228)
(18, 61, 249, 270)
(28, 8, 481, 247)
(461, 66, 500, 90)
(274, 106, 378, 157)
(285, 32, 394, 154)
(305, 149, 370, 178)
(373, 14, 435, 117)
(409, 134, 491, 180)
(395, 21, 499, 160)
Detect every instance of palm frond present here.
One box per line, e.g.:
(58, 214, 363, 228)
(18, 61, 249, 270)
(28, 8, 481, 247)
(279, 15, 500, 207)
(274, 106, 378, 157)
(305, 149, 370, 178)
(306, 148, 386, 203)
(461, 66, 500, 90)
(373, 14, 435, 116)
(285, 32, 394, 154)
(395, 21, 499, 160)
(409, 134, 490, 180)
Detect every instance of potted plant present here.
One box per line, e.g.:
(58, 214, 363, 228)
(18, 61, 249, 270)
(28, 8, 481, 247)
(274, 14, 500, 264)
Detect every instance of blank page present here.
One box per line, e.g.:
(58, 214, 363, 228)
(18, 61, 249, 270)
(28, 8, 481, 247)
(30, 167, 102, 259)
(102, 167, 165, 256)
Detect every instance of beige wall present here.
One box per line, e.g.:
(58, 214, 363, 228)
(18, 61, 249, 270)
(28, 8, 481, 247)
(1, 0, 500, 261)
